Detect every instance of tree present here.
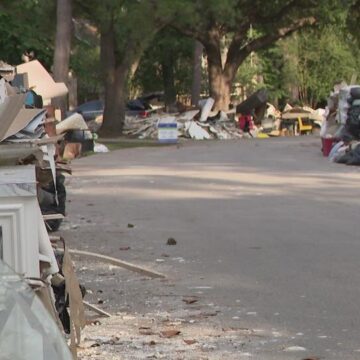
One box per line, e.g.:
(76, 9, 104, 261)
(75, 0, 171, 136)
(53, 0, 73, 115)
(0, 0, 54, 66)
(191, 40, 204, 106)
(347, 0, 360, 44)
(172, 0, 352, 111)
(280, 27, 360, 107)
(132, 27, 194, 107)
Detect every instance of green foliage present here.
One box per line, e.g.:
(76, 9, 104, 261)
(233, 18, 359, 108)
(257, 45, 288, 105)
(234, 55, 262, 98)
(71, 41, 102, 103)
(172, 0, 351, 42)
(347, 0, 360, 43)
(132, 28, 193, 97)
(76, 0, 165, 64)
(280, 27, 359, 107)
(0, 0, 54, 66)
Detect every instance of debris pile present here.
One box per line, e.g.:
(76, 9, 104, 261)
(0, 59, 87, 358)
(320, 83, 360, 165)
(123, 100, 244, 140)
(121, 89, 324, 141)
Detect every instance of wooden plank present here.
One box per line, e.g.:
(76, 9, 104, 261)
(83, 301, 111, 318)
(34, 134, 64, 145)
(43, 213, 65, 220)
(67, 248, 165, 279)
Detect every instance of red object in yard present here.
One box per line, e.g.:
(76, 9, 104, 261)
(321, 137, 336, 157)
(238, 115, 253, 131)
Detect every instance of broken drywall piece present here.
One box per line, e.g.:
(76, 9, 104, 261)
(21, 109, 46, 134)
(4, 108, 46, 141)
(199, 98, 215, 122)
(0, 94, 26, 141)
(177, 110, 199, 122)
(185, 120, 211, 140)
(16, 60, 68, 103)
(56, 113, 88, 134)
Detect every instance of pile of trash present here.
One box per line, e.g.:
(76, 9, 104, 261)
(122, 96, 250, 141)
(122, 89, 326, 141)
(320, 83, 360, 165)
(0, 59, 87, 357)
(123, 101, 244, 141)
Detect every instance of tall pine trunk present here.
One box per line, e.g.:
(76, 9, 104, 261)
(161, 49, 176, 109)
(191, 40, 203, 106)
(52, 0, 72, 117)
(99, 25, 127, 137)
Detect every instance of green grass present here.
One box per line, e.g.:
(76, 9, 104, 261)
(98, 137, 176, 151)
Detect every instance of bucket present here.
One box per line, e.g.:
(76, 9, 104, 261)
(321, 137, 335, 157)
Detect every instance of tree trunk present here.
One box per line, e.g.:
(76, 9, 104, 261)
(52, 0, 72, 117)
(204, 32, 237, 112)
(191, 40, 203, 106)
(100, 67, 127, 136)
(207, 57, 233, 111)
(161, 49, 176, 109)
(99, 26, 127, 137)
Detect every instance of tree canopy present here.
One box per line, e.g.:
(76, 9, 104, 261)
(0, 0, 359, 134)
(0, 0, 54, 66)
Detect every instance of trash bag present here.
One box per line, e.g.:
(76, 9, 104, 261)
(347, 105, 360, 126)
(346, 104, 360, 138)
(350, 86, 360, 100)
(345, 144, 360, 166)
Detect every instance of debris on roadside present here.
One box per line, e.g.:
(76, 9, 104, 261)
(0, 59, 86, 359)
(166, 237, 177, 245)
(183, 339, 198, 345)
(182, 296, 200, 305)
(320, 82, 360, 166)
(160, 329, 181, 338)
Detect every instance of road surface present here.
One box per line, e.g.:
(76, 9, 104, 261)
(61, 136, 360, 359)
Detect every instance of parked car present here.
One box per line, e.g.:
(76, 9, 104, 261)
(67, 99, 103, 122)
(67, 92, 163, 122)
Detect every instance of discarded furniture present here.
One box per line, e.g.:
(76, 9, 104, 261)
(296, 117, 313, 135)
(0, 166, 58, 278)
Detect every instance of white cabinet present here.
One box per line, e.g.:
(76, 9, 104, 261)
(0, 166, 40, 277)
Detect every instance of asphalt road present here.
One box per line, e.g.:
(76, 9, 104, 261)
(63, 136, 360, 359)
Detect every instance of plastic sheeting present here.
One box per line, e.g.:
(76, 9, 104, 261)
(0, 260, 72, 360)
